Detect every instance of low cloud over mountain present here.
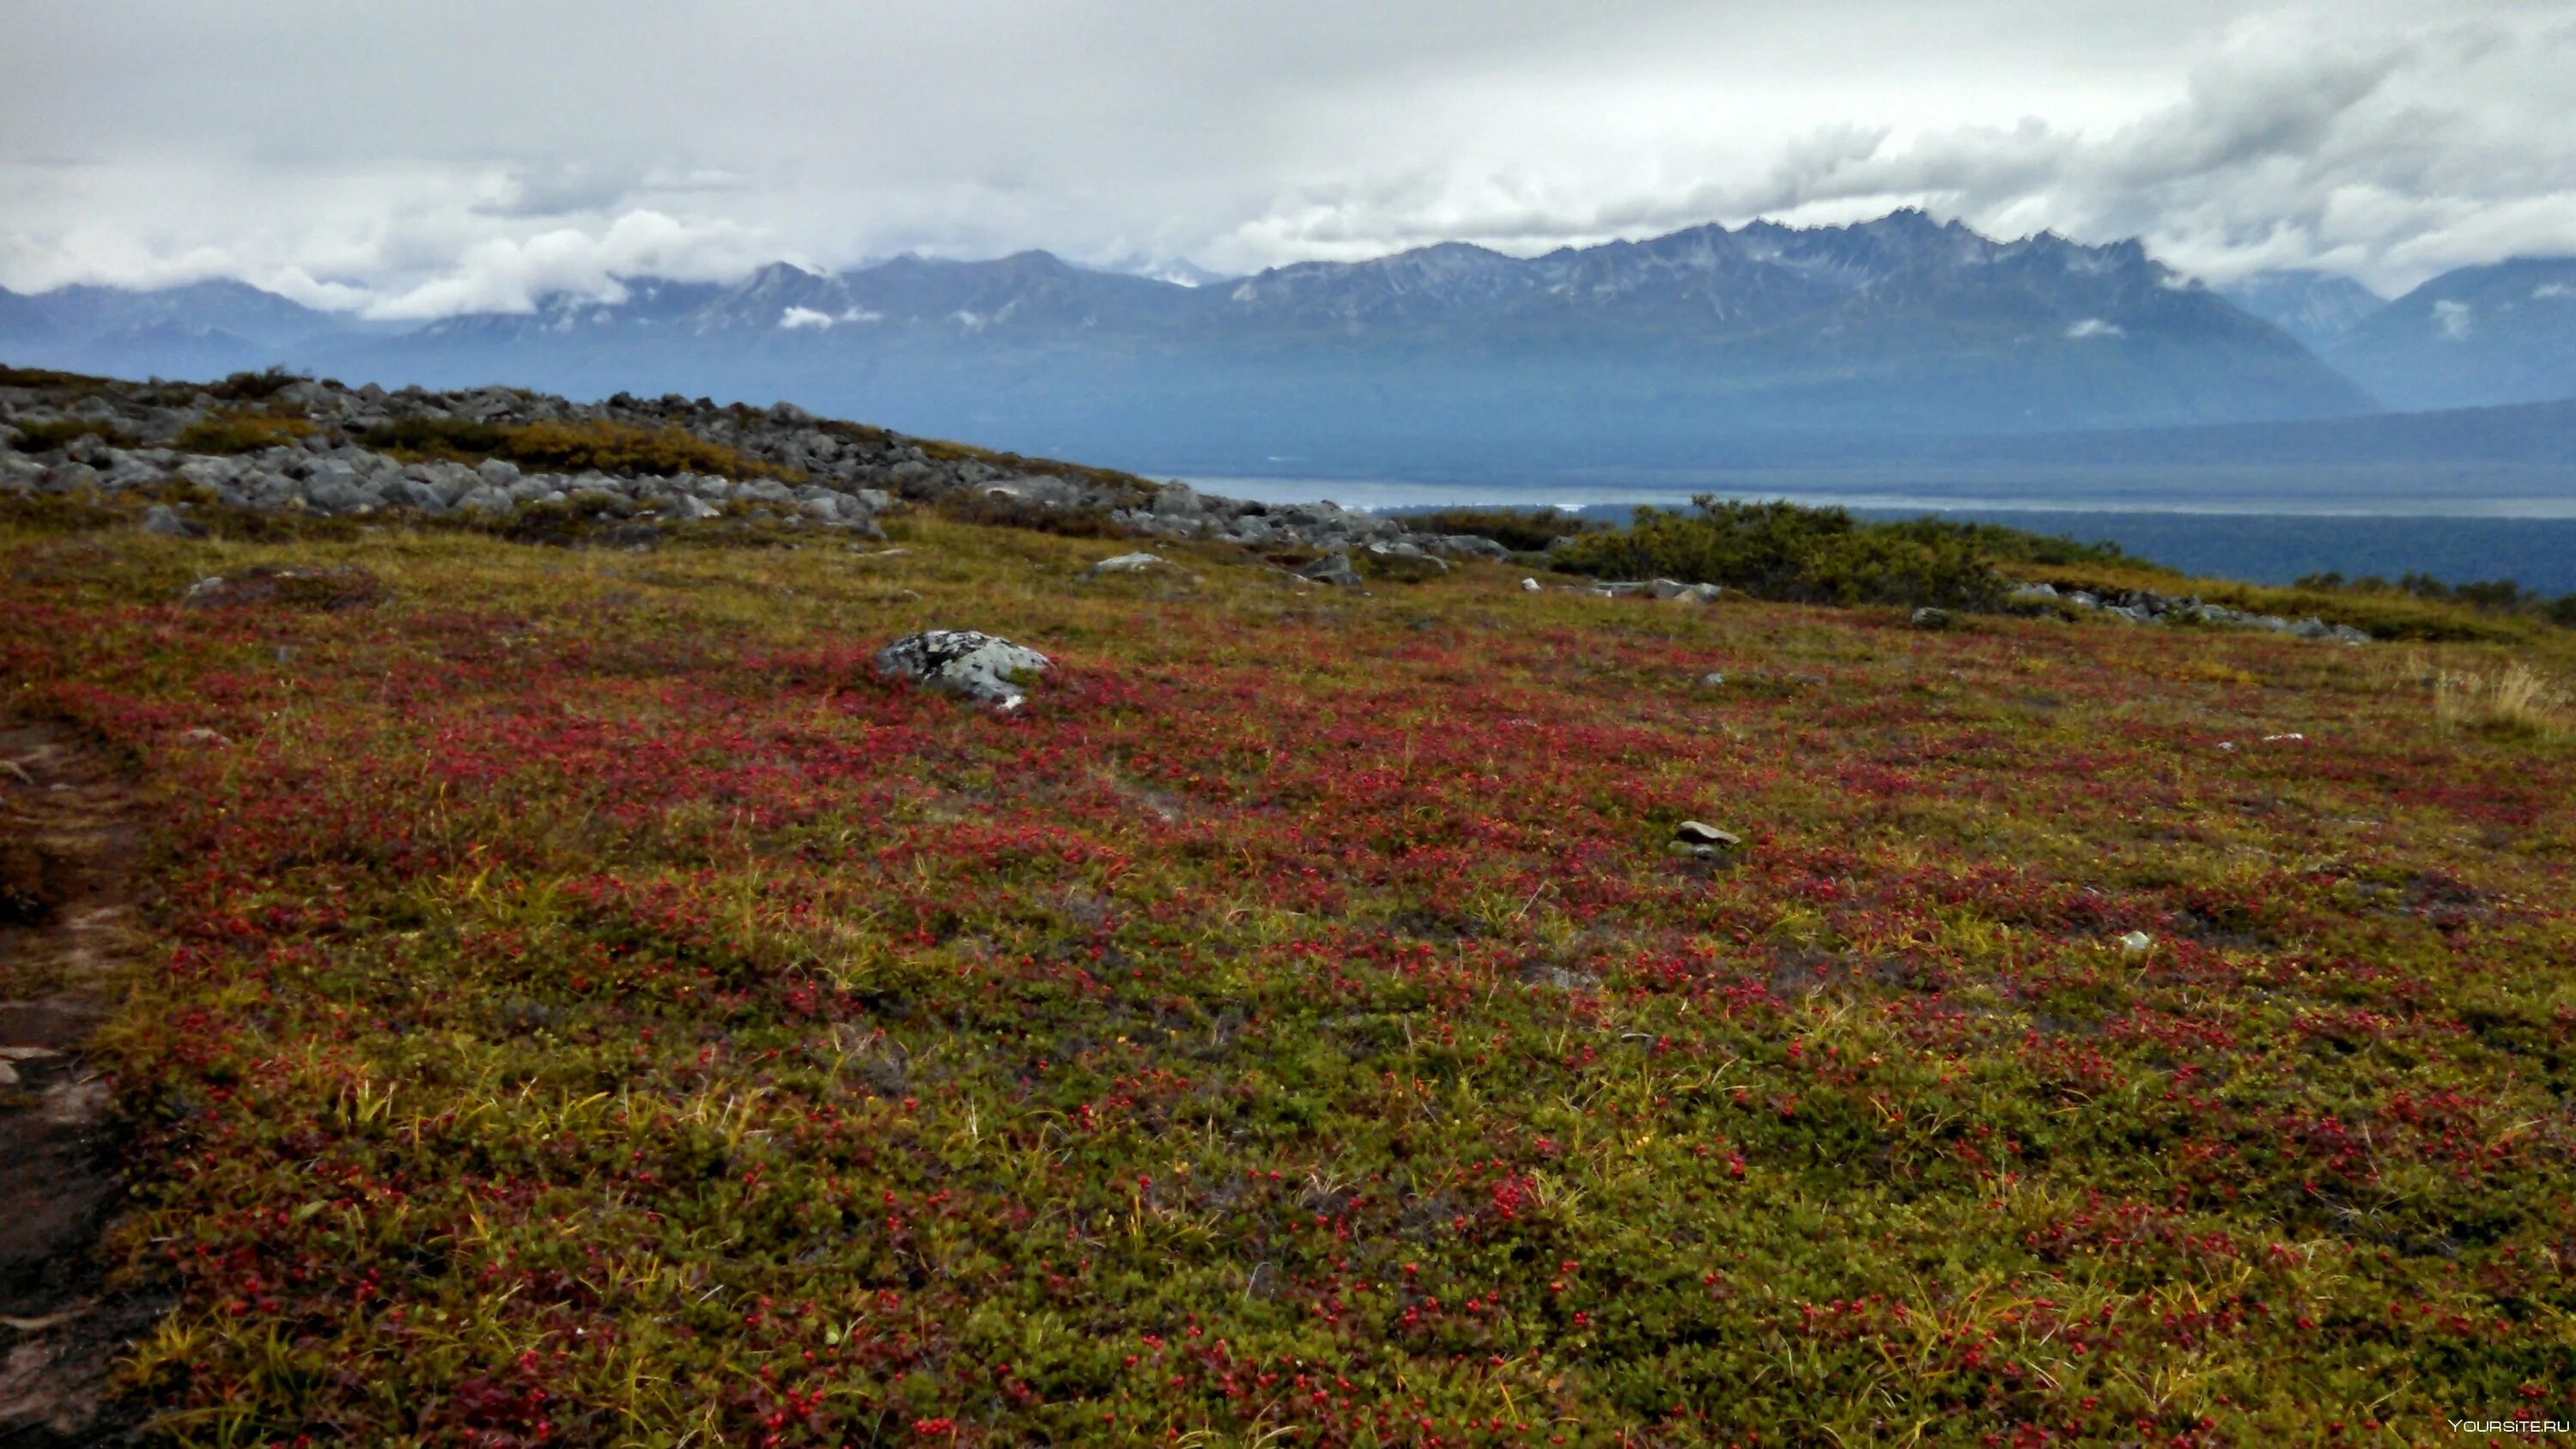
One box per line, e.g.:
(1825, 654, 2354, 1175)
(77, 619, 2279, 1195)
(4, 212, 2399, 475)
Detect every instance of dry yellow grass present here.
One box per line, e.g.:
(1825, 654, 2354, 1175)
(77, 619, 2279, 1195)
(2431, 656, 2573, 737)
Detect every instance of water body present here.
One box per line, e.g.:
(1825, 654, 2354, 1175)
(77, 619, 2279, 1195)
(1188, 476, 2576, 593)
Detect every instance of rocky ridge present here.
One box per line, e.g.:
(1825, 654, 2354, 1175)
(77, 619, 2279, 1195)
(0, 371, 1511, 562)
(2005, 581, 2372, 643)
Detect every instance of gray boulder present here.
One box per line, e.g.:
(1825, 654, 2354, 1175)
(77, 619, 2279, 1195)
(142, 504, 197, 538)
(1359, 541, 1448, 581)
(1297, 552, 1364, 588)
(178, 458, 243, 490)
(305, 474, 373, 514)
(1911, 606, 1954, 630)
(875, 630, 1053, 712)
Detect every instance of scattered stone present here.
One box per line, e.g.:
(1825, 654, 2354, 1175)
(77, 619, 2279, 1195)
(1580, 579, 1718, 603)
(1358, 541, 1448, 581)
(0, 369, 1680, 563)
(874, 630, 1053, 712)
(181, 566, 386, 611)
(139, 504, 196, 539)
(1673, 820, 1741, 851)
(1911, 606, 1954, 630)
(179, 727, 232, 748)
(1521, 577, 1541, 593)
(2008, 578, 2372, 644)
(1297, 552, 1364, 588)
(2117, 930, 2154, 957)
(1698, 672, 1726, 688)
(1088, 551, 1170, 575)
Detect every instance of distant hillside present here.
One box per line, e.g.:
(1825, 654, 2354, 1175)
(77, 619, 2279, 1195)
(2328, 257, 2576, 410)
(3, 211, 2378, 476)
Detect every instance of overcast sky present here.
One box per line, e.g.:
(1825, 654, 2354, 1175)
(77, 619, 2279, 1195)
(4, 0, 2573, 317)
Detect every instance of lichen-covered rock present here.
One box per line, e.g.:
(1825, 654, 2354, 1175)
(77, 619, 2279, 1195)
(1088, 551, 1170, 575)
(874, 630, 1052, 712)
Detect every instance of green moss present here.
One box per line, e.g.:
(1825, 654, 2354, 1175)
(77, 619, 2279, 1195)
(355, 417, 797, 482)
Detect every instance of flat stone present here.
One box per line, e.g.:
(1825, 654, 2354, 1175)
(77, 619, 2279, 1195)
(1674, 820, 1741, 848)
(1088, 551, 1170, 575)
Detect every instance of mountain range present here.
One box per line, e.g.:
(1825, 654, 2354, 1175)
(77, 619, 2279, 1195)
(4, 210, 2573, 481)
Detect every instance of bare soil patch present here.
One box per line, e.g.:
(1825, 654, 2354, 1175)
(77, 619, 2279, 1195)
(0, 720, 156, 1448)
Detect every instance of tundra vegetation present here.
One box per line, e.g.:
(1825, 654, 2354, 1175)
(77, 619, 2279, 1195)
(1, 445, 2572, 1447)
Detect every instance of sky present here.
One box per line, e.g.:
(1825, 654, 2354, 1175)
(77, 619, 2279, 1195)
(3, 0, 2573, 318)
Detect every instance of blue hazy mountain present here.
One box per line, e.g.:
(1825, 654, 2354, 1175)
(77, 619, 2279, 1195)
(2215, 270, 2386, 354)
(335, 213, 2389, 471)
(0, 210, 2493, 478)
(0, 277, 352, 380)
(2326, 257, 2576, 411)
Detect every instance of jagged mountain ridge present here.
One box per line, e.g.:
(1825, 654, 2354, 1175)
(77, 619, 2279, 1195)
(0, 210, 2479, 473)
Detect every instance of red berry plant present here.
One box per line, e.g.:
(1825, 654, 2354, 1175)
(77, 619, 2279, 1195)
(2, 508, 2569, 1446)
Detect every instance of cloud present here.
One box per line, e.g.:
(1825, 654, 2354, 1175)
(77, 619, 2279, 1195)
(2, 0, 2571, 309)
(777, 306, 835, 330)
(2066, 318, 2127, 338)
(2537, 281, 2573, 298)
(358, 210, 776, 320)
(2433, 298, 2475, 337)
(472, 164, 646, 220)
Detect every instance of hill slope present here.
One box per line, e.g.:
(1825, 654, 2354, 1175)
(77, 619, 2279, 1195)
(2329, 257, 2576, 409)
(3, 429, 2572, 1441)
(2215, 270, 2387, 354)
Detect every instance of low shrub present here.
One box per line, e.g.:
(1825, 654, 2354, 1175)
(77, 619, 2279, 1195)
(356, 417, 792, 481)
(913, 435, 1158, 508)
(935, 490, 1129, 538)
(9, 418, 138, 452)
(2300, 569, 2576, 633)
(204, 367, 307, 402)
(1549, 496, 2015, 610)
(1408, 507, 1598, 552)
(173, 411, 314, 454)
(0, 364, 114, 391)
